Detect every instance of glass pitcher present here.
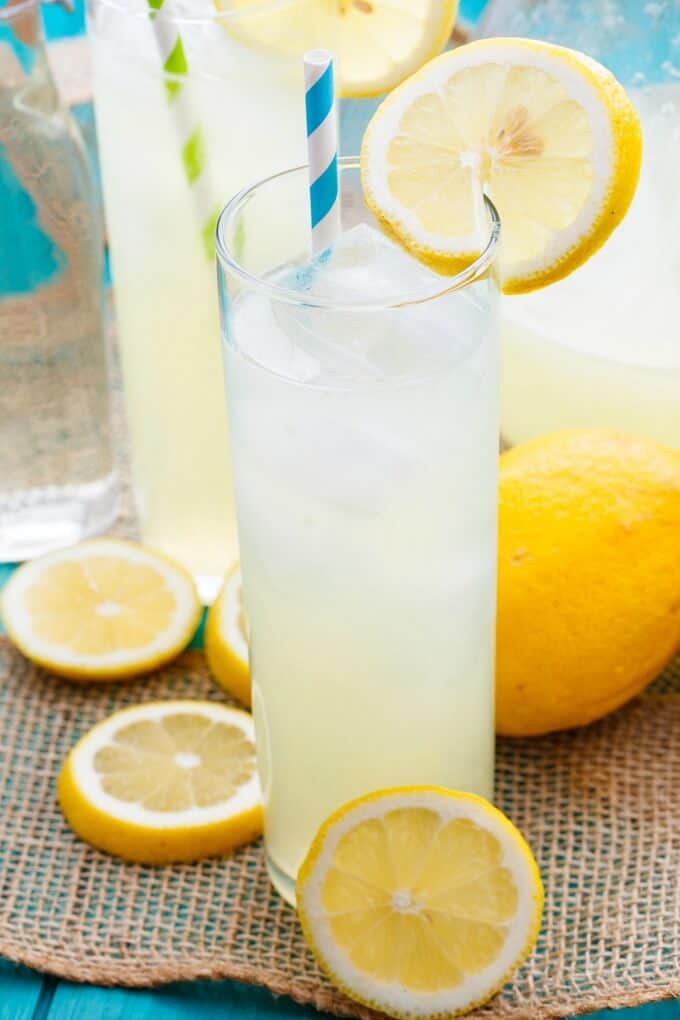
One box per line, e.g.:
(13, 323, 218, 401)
(476, 0, 680, 448)
(0, 0, 117, 561)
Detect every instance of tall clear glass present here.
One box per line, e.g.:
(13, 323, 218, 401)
(1, 0, 116, 561)
(87, 0, 384, 600)
(216, 159, 501, 904)
(476, 0, 680, 449)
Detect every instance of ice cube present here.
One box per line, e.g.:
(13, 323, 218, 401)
(301, 223, 445, 304)
(275, 224, 484, 381)
(272, 225, 456, 381)
(273, 301, 387, 381)
(229, 293, 320, 382)
(234, 225, 486, 383)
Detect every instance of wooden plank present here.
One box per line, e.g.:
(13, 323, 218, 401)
(43, 977, 680, 1020)
(46, 978, 322, 1020)
(587, 1007, 680, 1020)
(0, 961, 45, 1020)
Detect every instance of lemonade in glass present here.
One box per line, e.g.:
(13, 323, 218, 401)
(216, 160, 501, 904)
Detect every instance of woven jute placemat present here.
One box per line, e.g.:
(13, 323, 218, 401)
(0, 640, 677, 1017)
(3, 234, 679, 1012)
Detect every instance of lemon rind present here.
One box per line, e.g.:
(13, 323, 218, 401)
(297, 785, 544, 1020)
(214, 0, 459, 100)
(1, 539, 201, 681)
(58, 700, 263, 863)
(360, 37, 642, 295)
(205, 563, 251, 707)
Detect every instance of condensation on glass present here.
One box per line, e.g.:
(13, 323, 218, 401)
(0, 0, 116, 560)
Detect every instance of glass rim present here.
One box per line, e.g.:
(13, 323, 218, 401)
(90, 0, 299, 26)
(216, 157, 501, 312)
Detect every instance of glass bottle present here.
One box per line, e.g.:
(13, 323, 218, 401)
(0, 0, 117, 561)
(476, 0, 680, 449)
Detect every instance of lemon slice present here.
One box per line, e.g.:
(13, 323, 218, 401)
(361, 37, 642, 293)
(205, 563, 250, 707)
(1, 540, 201, 681)
(297, 787, 543, 1019)
(214, 0, 458, 99)
(58, 700, 262, 863)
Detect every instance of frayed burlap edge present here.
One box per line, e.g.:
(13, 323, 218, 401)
(3, 948, 677, 1020)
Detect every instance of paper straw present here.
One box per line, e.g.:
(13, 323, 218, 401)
(147, 0, 219, 260)
(304, 49, 341, 256)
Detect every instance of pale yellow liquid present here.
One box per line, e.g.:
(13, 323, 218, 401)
(90, 17, 305, 597)
(225, 255, 499, 902)
(502, 85, 680, 449)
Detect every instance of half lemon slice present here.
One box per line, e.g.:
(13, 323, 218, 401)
(205, 562, 250, 707)
(297, 787, 543, 1019)
(361, 37, 642, 293)
(2, 540, 201, 681)
(59, 701, 262, 863)
(215, 0, 458, 98)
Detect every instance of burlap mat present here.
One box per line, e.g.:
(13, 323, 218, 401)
(0, 638, 677, 1017)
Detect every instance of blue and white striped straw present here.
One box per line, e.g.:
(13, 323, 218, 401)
(304, 49, 341, 256)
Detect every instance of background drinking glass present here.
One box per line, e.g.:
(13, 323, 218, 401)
(0, 0, 116, 561)
(477, 0, 680, 448)
(87, 0, 393, 601)
(217, 159, 501, 905)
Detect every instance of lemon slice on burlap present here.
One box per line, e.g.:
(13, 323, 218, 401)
(360, 37, 642, 293)
(297, 787, 543, 1019)
(59, 701, 262, 863)
(205, 562, 250, 707)
(214, 0, 458, 98)
(1, 540, 201, 681)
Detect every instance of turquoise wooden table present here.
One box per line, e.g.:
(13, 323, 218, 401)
(1, 2, 677, 1017)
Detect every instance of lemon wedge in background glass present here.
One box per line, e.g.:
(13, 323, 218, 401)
(297, 787, 543, 1019)
(205, 562, 250, 707)
(214, 0, 458, 98)
(1, 540, 201, 681)
(59, 701, 262, 863)
(361, 37, 642, 292)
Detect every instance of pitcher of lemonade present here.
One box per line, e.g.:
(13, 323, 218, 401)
(475, 0, 680, 449)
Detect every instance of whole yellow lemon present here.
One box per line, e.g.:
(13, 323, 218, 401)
(497, 430, 680, 737)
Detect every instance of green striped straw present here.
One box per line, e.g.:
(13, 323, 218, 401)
(147, 0, 220, 260)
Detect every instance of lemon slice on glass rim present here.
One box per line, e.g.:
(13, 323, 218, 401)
(1, 539, 201, 681)
(361, 37, 642, 293)
(59, 700, 262, 863)
(214, 0, 458, 98)
(297, 786, 543, 1019)
(205, 562, 250, 707)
